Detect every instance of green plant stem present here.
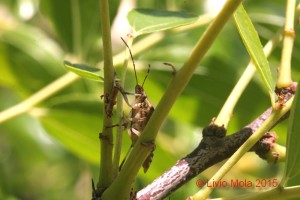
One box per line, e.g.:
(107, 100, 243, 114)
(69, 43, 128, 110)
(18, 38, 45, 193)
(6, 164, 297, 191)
(0, 34, 162, 127)
(0, 14, 211, 126)
(276, 0, 295, 88)
(98, 0, 115, 188)
(112, 36, 134, 178)
(212, 186, 300, 200)
(101, 0, 243, 199)
(297, 3, 300, 17)
(189, 97, 294, 200)
(214, 29, 282, 127)
(264, 143, 286, 163)
(0, 72, 79, 123)
(0, 33, 164, 125)
(214, 64, 255, 127)
(101, 11, 214, 69)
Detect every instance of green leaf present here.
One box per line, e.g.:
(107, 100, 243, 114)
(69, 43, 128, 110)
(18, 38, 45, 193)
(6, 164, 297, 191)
(0, 25, 65, 95)
(233, 5, 275, 100)
(283, 82, 300, 184)
(127, 8, 198, 35)
(64, 60, 104, 82)
(39, 99, 102, 165)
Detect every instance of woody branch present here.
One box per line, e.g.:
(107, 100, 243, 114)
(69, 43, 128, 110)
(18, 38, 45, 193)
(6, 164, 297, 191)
(137, 106, 290, 200)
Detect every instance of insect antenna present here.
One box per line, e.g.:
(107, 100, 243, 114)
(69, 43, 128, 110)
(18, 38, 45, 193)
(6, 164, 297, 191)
(142, 64, 151, 87)
(121, 37, 139, 85)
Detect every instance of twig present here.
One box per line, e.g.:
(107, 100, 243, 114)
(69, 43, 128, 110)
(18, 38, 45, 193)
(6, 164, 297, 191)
(137, 107, 289, 200)
(276, 0, 296, 88)
(98, 0, 115, 191)
(0, 72, 79, 123)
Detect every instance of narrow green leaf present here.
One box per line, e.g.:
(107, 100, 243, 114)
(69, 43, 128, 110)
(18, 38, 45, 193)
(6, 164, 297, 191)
(64, 60, 104, 82)
(39, 100, 102, 165)
(233, 5, 274, 99)
(283, 82, 300, 184)
(127, 9, 198, 35)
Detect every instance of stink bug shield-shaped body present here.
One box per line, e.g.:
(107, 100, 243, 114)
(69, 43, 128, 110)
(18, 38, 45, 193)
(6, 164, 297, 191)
(121, 37, 155, 173)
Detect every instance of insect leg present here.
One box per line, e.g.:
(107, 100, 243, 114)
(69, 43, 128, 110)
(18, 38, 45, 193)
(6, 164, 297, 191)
(141, 141, 156, 173)
(163, 62, 177, 75)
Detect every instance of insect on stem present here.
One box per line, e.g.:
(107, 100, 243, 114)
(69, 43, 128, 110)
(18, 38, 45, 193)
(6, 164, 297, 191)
(120, 37, 156, 173)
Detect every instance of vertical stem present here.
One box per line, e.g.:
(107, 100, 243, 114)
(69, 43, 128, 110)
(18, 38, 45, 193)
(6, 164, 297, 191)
(112, 36, 134, 178)
(277, 0, 296, 88)
(98, 0, 115, 188)
(102, 0, 243, 199)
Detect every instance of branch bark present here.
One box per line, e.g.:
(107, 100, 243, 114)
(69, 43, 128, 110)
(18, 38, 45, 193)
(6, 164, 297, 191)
(137, 108, 288, 200)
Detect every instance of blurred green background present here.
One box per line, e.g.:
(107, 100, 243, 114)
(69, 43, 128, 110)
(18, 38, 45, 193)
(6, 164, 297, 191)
(0, 0, 299, 199)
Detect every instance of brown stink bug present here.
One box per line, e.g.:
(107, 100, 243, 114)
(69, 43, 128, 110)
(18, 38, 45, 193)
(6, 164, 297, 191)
(120, 37, 155, 173)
